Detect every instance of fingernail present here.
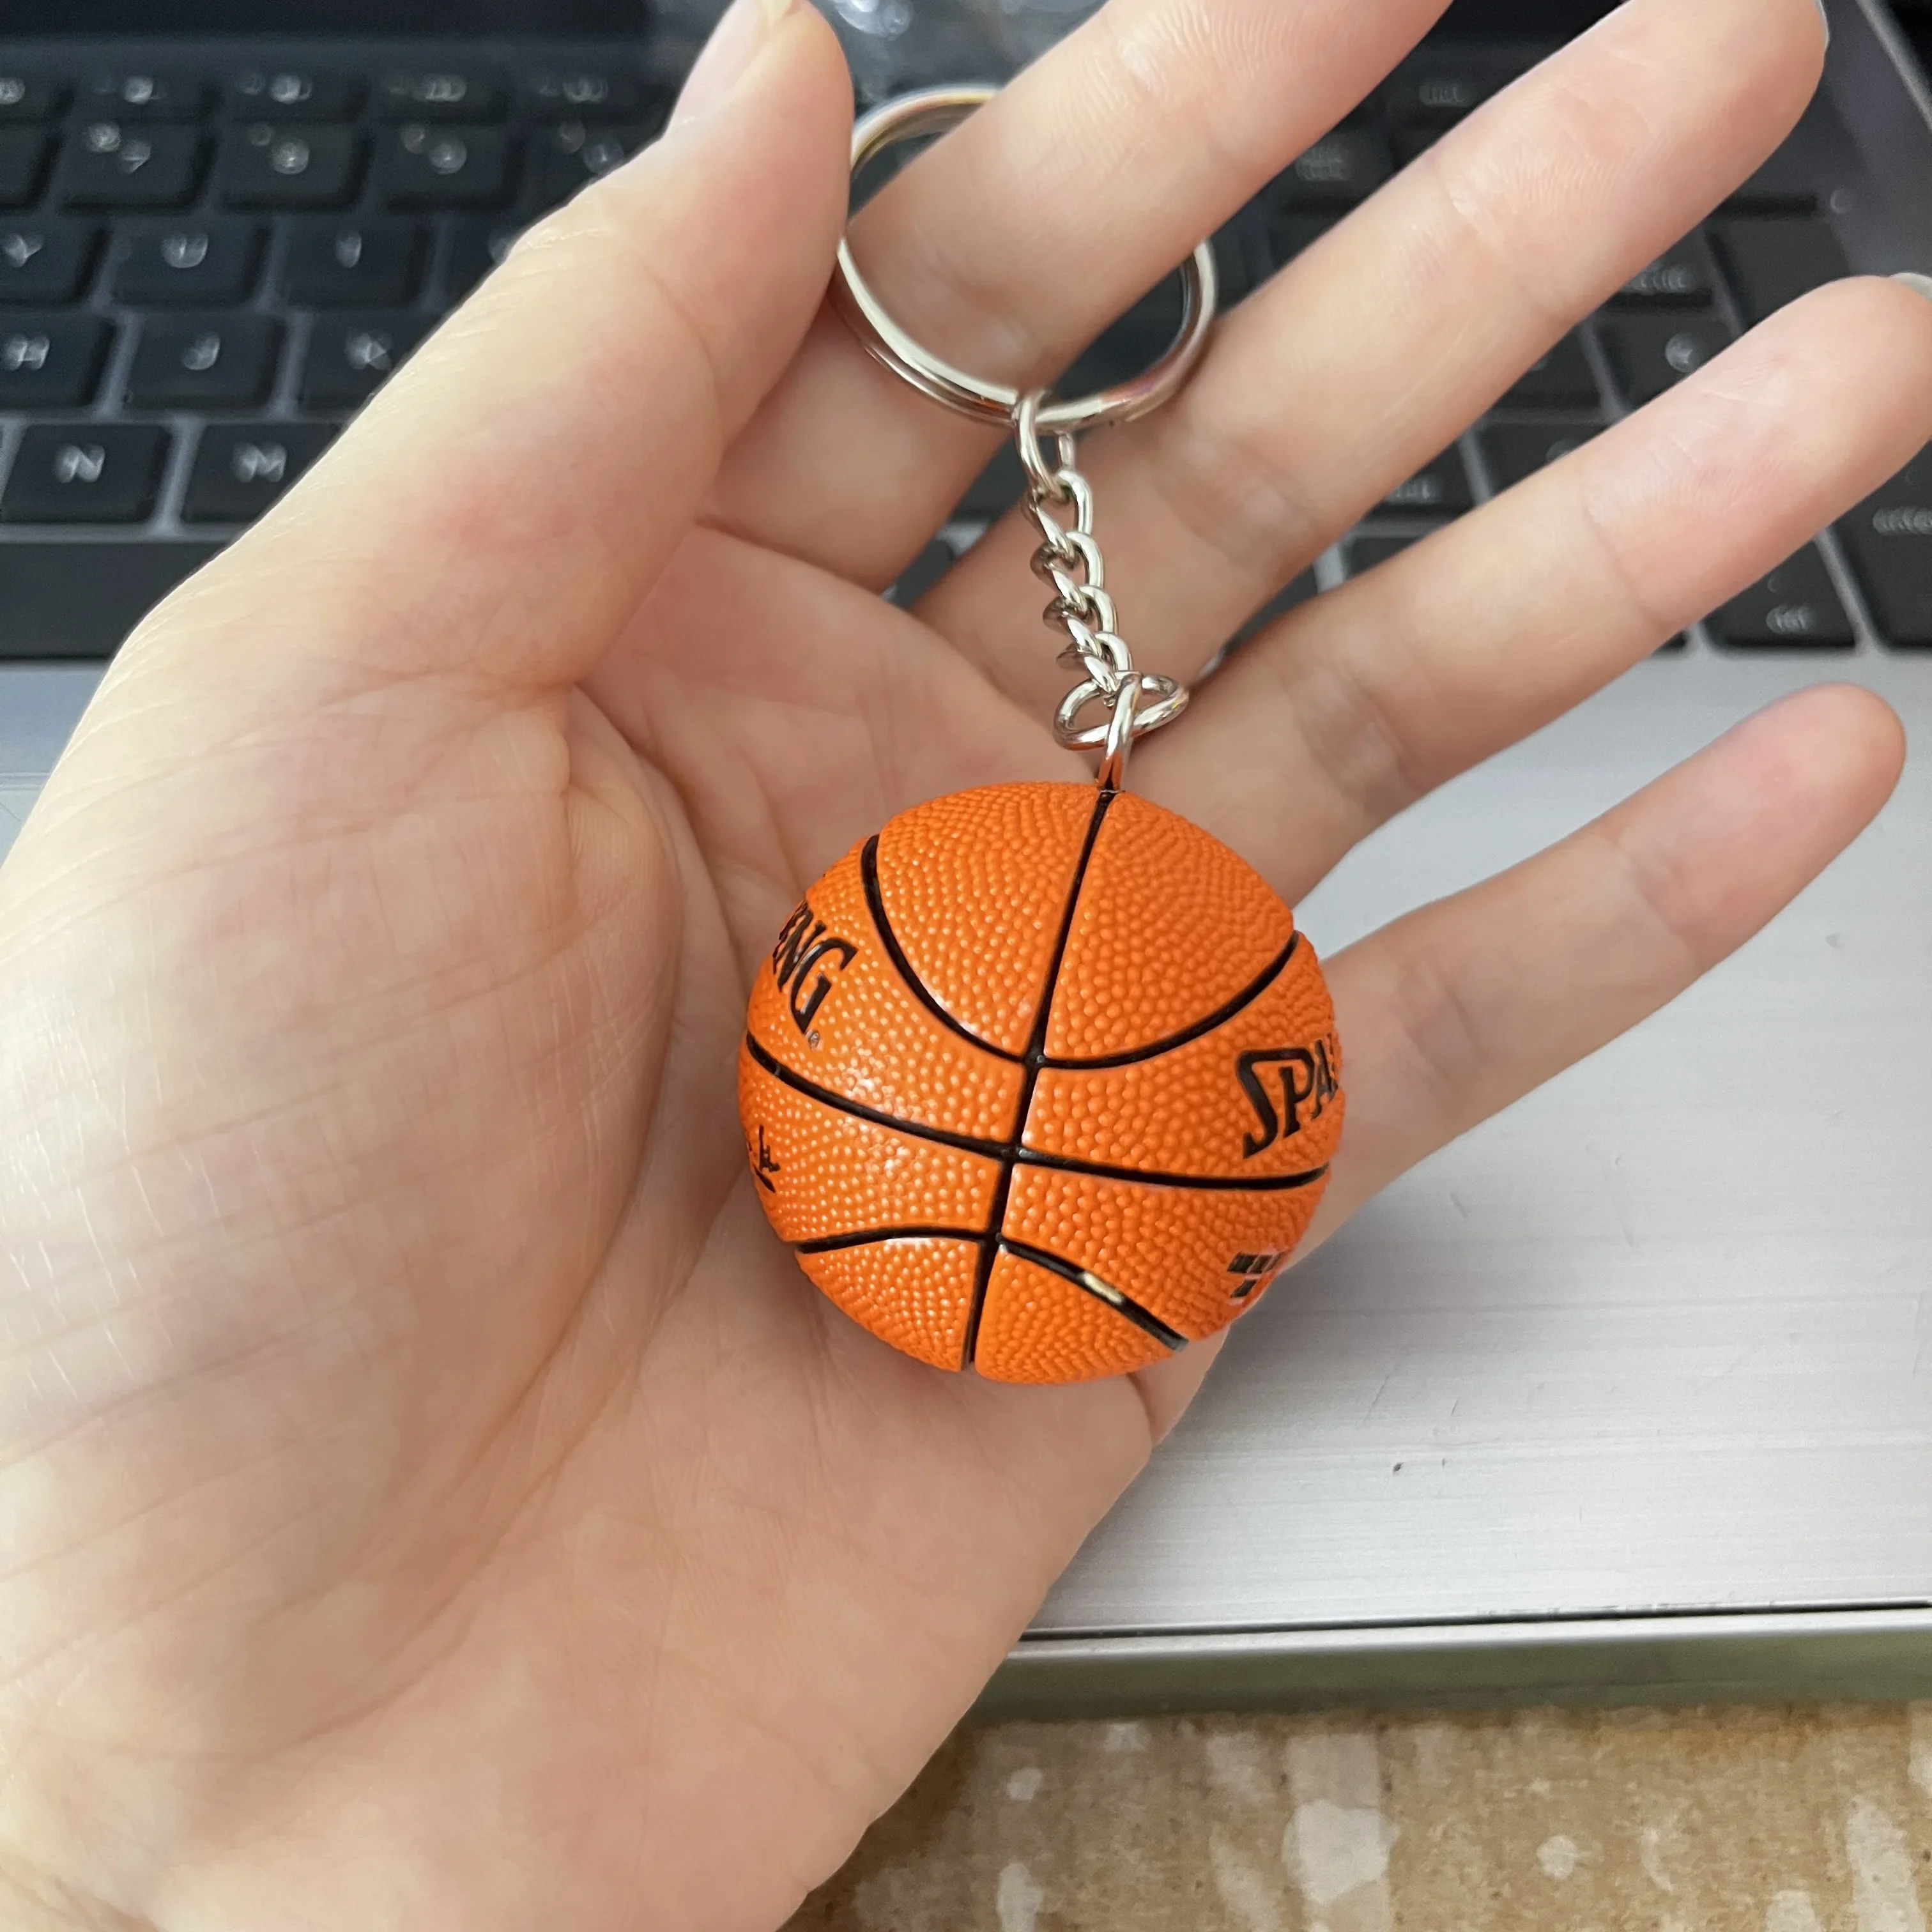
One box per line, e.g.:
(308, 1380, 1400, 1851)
(1816, 0, 1830, 48)
(1894, 272, 1932, 303)
(671, 0, 794, 128)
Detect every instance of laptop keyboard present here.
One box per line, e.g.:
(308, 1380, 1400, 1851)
(0, 36, 1922, 662)
(0, 40, 676, 657)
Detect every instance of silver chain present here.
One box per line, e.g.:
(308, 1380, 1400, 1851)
(1014, 388, 1188, 792)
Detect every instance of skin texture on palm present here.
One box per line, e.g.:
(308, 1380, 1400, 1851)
(0, 0, 1924, 1927)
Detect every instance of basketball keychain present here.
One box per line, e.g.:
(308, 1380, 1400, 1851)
(739, 86, 1344, 1383)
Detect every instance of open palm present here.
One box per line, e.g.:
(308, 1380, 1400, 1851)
(0, 0, 1926, 1927)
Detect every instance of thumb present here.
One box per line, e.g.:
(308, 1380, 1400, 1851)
(133, 0, 852, 704)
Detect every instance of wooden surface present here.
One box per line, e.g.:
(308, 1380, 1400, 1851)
(792, 1705, 1932, 1929)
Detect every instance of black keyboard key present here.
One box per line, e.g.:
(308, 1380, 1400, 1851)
(1839, 452, 1932, 646)
(374, 70, 504, 121)
(1710, 218, 1850, 327)
(126, 314, 282, 408)
(1273, 132, 1392, 211)
(521, 69, 649, 119)
(300, 312, 430, 408)
(112, 218, 263, 305)
(183, 421, 334, 522)
(1503, 333, 1598, 408)
(1265, 211, 1335, 271)
(284, 218, 422, 305)
(1210, 223, 1253, 306)
(0, 314, 111, 406)
(1391, 126, 1444, 167)
(885, 539, 954, 607)
(1226, 570, 1319, 651)
(218, 123, 363, 209)
(1707, 547, 1852, 648)
(1346, 533, 1424, 576)
(80, 72, 208, 121)
(58, 124, 203, 210)
(1612, 235, 1717, 308)
(0, 74, 68, 123)
(525, 122, 647, 211)
(0, 540, 220, 658)
(79, 74, 209, 124)
(380, 124, 511, 208)
(1384, 65, 1500, 128)
(1061, 279, 1186, 395)
(1, 424, 171, 524)
(1599, 313, 1731, 405)
(1382, 448, 1472, 516)
(1721, 162, 1817, 216)
(225, 68, 364, 120)
(954, 442, 1025, 524)
(441, 217, 520, 300)
(0, 222, 99, 302)
(0, 128, 50, 208)
(1479, 417, 1602, 489)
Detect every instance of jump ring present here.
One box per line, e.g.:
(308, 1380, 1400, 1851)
(1054, 673, 1190, 754)
(1015, 390, 1078, 501)
(1097, 675, 1142, 792)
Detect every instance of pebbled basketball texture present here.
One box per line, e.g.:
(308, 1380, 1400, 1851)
(738, 782, 1343, 1384)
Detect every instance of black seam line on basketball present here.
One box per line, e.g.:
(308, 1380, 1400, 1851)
(791, 1226, 986, 1255)
(1018, 1152, 1331, 1193)
(860, 835, 1025, 1066)
(1039, 931, 1303, 1071)
(744, 1031, 1331, 1193)
(964, 788, 1117, 1374)
(997, 1238, 1186, 1353)
(744, 1032, 1008, 1160)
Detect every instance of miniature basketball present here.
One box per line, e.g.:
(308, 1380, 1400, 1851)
(737, 782, 1344, 1384)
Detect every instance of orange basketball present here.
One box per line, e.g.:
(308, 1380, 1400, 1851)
(737, 782, 1344, 1384)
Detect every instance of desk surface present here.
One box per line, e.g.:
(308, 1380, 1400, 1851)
(792, 1702, 1932, 1931)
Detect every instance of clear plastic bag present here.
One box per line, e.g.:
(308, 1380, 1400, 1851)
(650, 1, 1103, 112)
(808, 0, 1103, 100)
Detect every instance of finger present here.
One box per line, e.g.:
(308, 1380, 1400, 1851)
(706, 0, 1453, 582)
(123, 0, 851, 707)
(1144, 275, 1932, 907)
(1302, 684, 1903, 1242)
(926, 0, 1828, 712)
(1130, 1337, 1227, 1442)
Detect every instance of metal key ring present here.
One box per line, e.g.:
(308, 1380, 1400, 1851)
(832, 84, 1219, 434)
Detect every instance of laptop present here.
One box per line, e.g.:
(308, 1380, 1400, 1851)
(3, 0, 1931, 1712)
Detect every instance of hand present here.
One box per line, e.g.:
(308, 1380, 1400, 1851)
(0, 0, 1922, 1926)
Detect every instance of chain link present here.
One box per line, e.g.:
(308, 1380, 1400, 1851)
(1013, 389, 1188, 791)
